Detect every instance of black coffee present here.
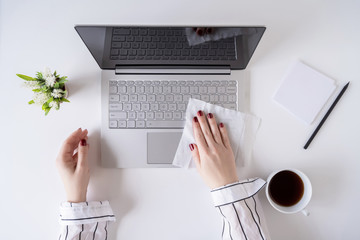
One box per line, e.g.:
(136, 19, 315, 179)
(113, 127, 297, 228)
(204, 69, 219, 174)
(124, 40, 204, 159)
(269, 170, 304, 207)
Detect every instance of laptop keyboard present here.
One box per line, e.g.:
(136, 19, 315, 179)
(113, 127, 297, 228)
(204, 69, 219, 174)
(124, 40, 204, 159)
(109, 80, 238, 129)
(110, 27, 237, 61)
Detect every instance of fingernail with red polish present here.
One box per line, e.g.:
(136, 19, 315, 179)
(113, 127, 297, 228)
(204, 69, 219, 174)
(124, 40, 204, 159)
(208, 113, 213, 119)
(81, 139, 87, 146)
(193, 116, 198, 123)
(219, 122, 224, 128)
(197, 110, 203, 116)
(189, 144, 194, 151)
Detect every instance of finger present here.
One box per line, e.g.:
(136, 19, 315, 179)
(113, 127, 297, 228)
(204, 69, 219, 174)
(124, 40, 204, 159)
(196, 110, 216, 147)
(219, 122, 231, 149)
(58, 128, 82, 162)
(206, 113, 222, 144)
(196, 27, 205, 36)
(189, 143, 201, 169)
(77, 139, 89, 169)
(192, 116, 208, 152)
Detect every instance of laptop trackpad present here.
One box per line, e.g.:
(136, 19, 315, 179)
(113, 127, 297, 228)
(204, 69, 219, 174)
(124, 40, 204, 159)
(147, 132, 182, 164)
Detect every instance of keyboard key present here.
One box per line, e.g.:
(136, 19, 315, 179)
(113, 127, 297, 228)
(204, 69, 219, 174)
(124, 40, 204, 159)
(147, 95, 156, 102)
(190, 86, 199, 93)
(219, 95, 228, 102)
(146, 121, 185, 128)
(118, 121, 127, 128)
(110, 86, 118, 94)
(227, 87, 237, 94)
(109, 95, 120, 101)
(137, 112, 145, 119)
(155, 112, 164, 119)
(223, 103, 237, 110)
(178, 103, 186, 111)
(127, 120, 135, 128)
(228, 95, 237, 102)
(169, 103, 177, 111)
(160, 103, 168, 111)
(200, 95, 210, 102)
(173, 112, 182, 119)
(110, 112, 127, 119)
(119, 86, 127, 93)
(130, 95, 138, 102)
(210, 95, 219, 102)
(138, 95, 146, 101)
(141, 103, 150, 111)
(110, 103, 122, 111)
(150, 103, 159, 111)
(136, 121, 145, 128)
(156, 95, 165, 102)
(146, 112, 154, 119)
(132, 103, 141, 111)
(174, 95, 182, 102)
(128, 111, 136, 119)
(124, 103, 132, 111)
(164, 112, 172, 119)
(109, 121, 117, 128)
(114, 28, 130, 35)
(120, 94, 129, 102)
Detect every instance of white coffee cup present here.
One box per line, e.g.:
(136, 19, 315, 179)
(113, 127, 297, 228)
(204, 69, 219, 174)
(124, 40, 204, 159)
(265, 169, 312, 216)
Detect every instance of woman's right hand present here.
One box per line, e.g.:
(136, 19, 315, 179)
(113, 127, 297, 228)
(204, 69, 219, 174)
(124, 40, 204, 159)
(190, 111, 239, 189)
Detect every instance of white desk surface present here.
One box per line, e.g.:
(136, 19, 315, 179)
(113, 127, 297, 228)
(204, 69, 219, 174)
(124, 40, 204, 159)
(1, 0, 359, 239)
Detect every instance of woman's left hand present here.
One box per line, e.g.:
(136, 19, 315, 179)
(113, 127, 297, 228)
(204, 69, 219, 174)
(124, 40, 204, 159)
(56, 128, 90, 203)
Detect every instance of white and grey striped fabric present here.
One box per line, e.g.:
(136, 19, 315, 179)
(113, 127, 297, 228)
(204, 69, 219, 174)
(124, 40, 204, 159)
(58, 178, 269, 240)
(211, 178, 269, 240)
(58, 201, 115, 240)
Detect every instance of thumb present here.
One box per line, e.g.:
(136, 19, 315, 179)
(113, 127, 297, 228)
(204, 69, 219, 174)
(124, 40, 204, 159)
(189, 143, 201, 169)
(77, 139, 89, 168)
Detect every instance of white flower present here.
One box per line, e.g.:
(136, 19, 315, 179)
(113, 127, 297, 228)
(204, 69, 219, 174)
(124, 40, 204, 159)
(42, 67, 52, 78)
(33, 92, 51, 105)
(45, 75, 56, 87)
(51, 89, 64, 98)
(49, 101, 60, 110)
(22, 81, 40, 89)
(42, 67, 56, 87)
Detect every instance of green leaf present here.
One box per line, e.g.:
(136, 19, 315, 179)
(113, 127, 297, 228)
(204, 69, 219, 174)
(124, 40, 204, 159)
(42, 102, 49, 110)
(16, 74, 36, 81)
(58, 77, 68, 84)
(41, 86, 49, 92)
(61, 98, 70, 103)
(28, 100, 35, 104)
(36, 72, 43, 80)
(44, 108, 51, 116)
(46, 97, 54, 104)
(54, 82, 60, 89)
(32, 89, 42, 92)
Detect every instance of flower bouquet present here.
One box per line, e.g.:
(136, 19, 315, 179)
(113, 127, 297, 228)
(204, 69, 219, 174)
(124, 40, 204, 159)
(17, 68, 70, 115)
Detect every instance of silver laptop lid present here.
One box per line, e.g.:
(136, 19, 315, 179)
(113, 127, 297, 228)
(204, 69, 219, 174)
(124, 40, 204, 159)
(75, 26, 265, 70)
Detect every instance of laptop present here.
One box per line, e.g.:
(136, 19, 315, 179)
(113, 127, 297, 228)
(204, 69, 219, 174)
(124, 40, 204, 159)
(75, 26, 265, 168)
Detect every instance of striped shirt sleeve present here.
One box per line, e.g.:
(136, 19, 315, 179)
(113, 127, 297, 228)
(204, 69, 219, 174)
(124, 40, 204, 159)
(211, 178, 270, 240)
(58, 201, 116, 240)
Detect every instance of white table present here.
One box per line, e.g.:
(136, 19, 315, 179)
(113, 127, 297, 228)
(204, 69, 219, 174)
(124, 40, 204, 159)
(1, 0, 359, 239)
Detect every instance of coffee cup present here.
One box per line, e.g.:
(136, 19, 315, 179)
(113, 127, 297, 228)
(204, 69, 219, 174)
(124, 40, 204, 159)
(265, 169, 312, 216)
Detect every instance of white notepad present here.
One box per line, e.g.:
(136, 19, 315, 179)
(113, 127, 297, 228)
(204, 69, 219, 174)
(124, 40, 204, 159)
(274, 61, 337, 124)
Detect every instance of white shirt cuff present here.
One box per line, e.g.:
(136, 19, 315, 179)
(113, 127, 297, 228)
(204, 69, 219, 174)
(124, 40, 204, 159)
(59, 201, 116, 225)
(211, 178, 266, 207)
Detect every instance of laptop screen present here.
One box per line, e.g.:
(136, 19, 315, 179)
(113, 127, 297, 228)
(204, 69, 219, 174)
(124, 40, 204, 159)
(75, 26, 265, 70)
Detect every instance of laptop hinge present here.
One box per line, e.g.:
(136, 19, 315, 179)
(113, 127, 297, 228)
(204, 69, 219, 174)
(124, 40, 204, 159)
(115, 65, 231, 75)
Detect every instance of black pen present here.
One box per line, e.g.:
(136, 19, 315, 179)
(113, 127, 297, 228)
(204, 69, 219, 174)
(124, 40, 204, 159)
(304, 82, 350, 149)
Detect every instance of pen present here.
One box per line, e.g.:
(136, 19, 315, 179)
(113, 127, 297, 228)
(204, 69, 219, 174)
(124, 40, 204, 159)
(304, 82, 350, 149)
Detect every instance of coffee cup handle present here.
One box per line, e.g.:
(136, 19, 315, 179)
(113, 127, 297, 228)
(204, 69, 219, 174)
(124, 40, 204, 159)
(301, 209, 310, 216)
